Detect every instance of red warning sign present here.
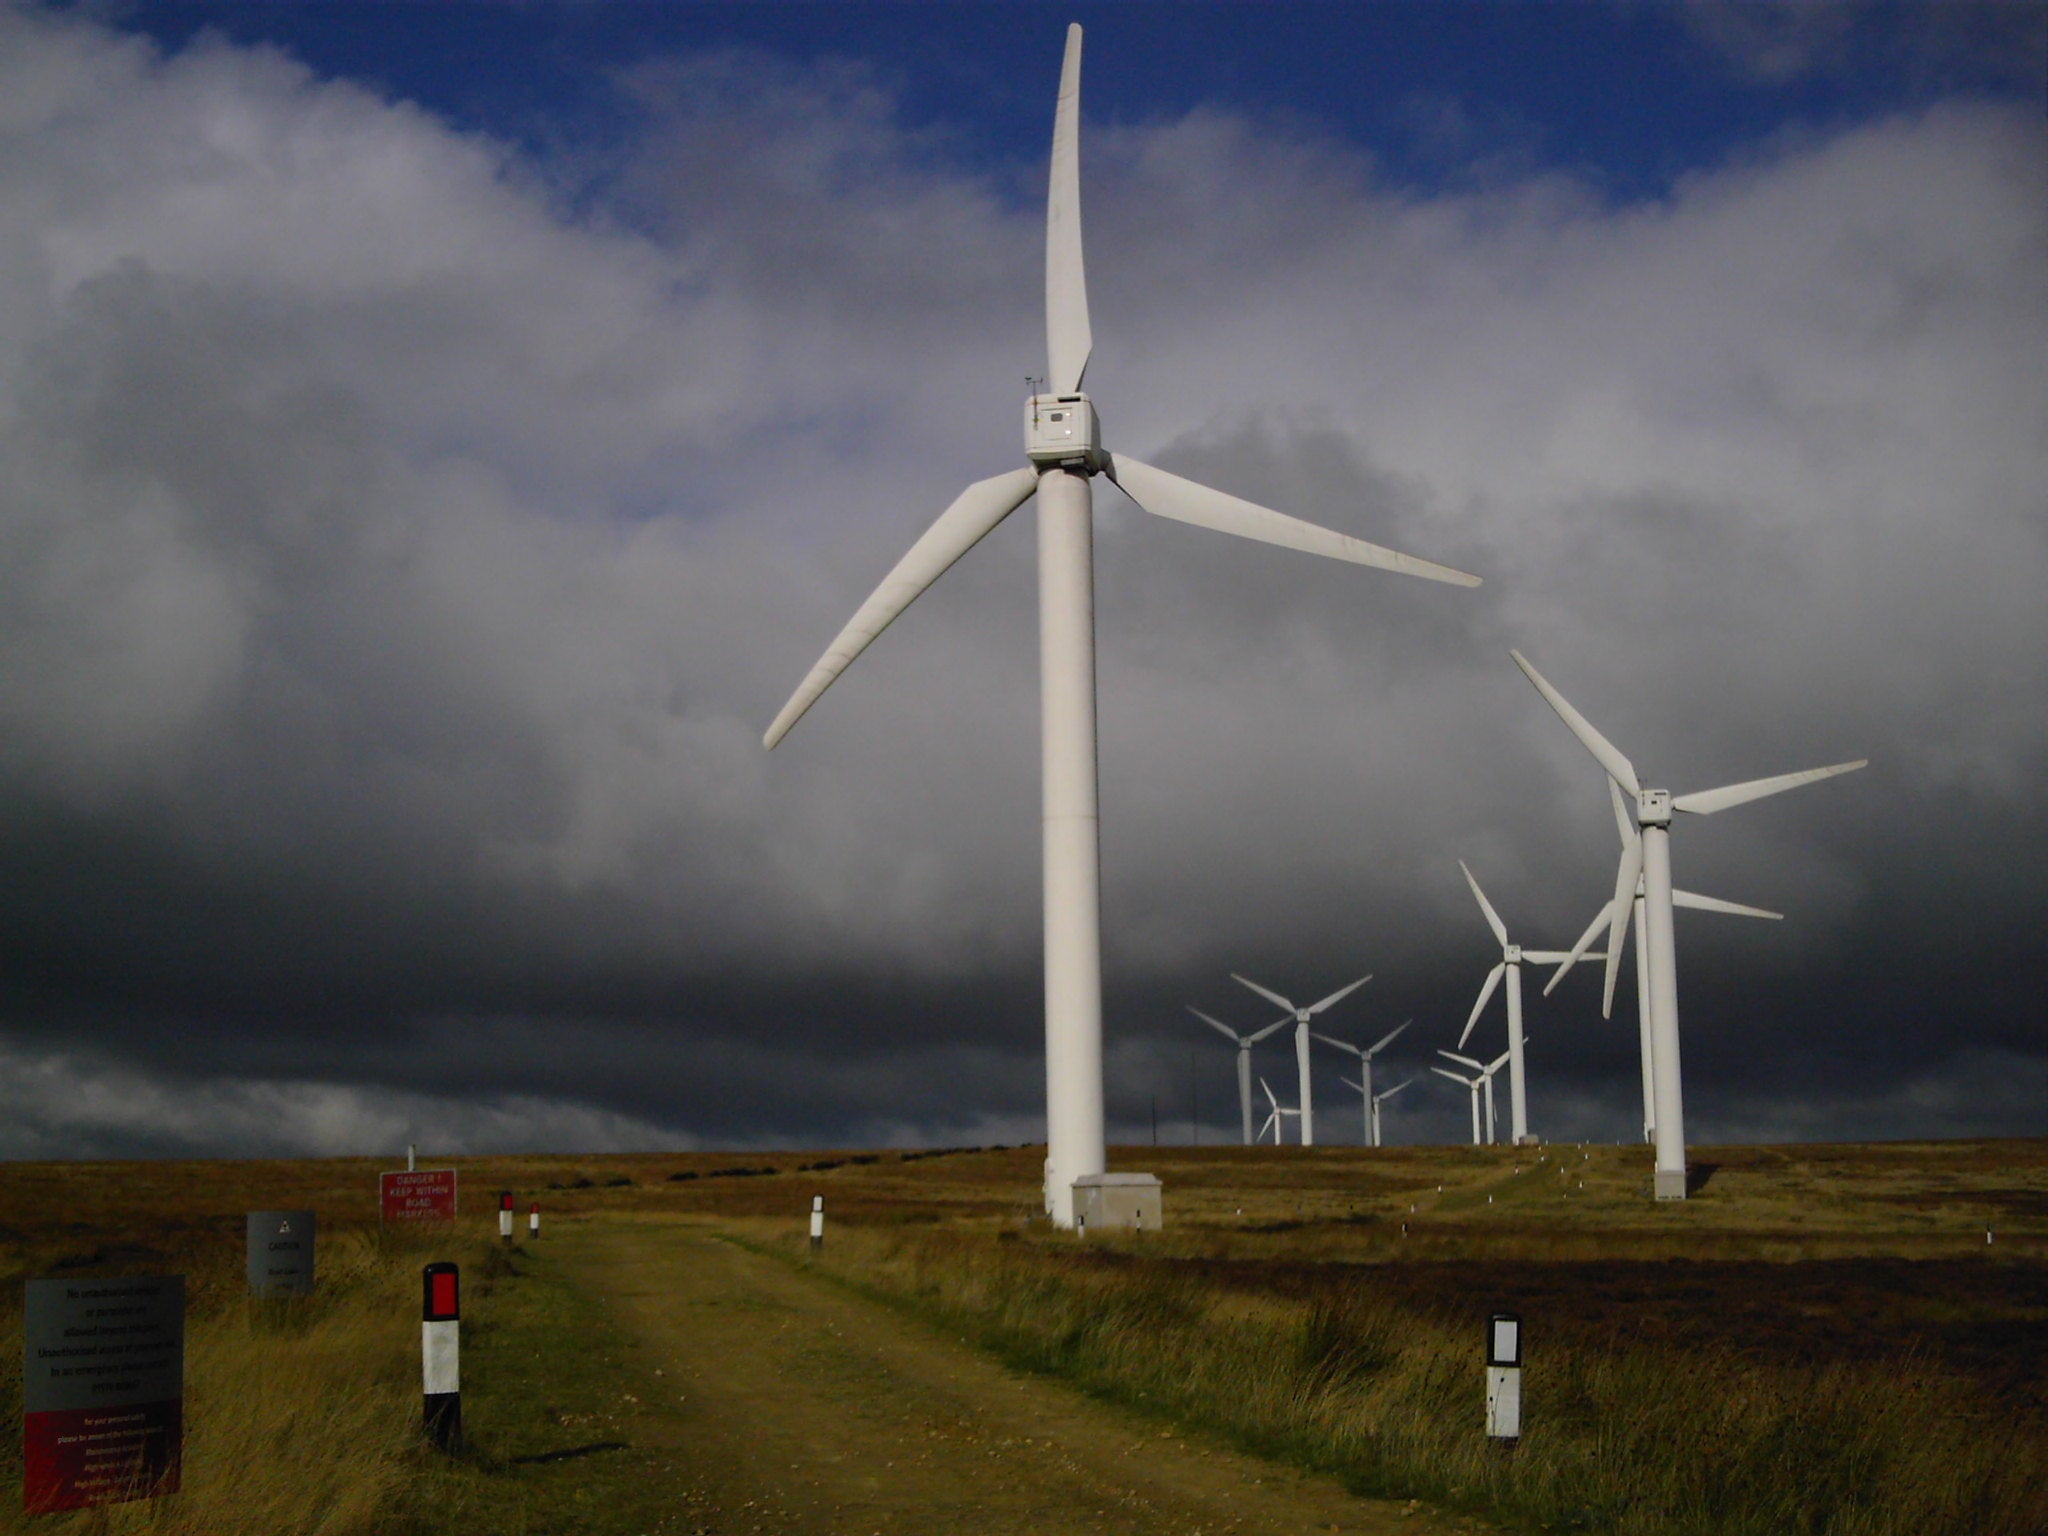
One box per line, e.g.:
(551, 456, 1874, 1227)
(380, 1169, 458, 1224)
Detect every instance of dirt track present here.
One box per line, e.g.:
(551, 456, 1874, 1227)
(568, 1219, 1492, 1536)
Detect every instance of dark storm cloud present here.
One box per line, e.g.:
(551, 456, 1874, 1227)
(0, 5, 2040, 1157)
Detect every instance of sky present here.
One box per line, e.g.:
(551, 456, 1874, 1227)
(0, 0, 2042, 1161)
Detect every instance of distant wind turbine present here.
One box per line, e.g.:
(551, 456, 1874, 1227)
(1511, 650, 1864, 1199)
(1232, 974, 1373, 1146)
(1341, 1072, 1415, 1147)
(1439, 1047, 1512, 1144)
(1453, 862, 1577, 1147)
(1312, 1019, 1409, 1145)
(1257, 1078, 1301, 1146)
(1430, 1061, 1488, 1146)
(1187, 1008, 1291, 1146)
(761, 25, 1479, 1229)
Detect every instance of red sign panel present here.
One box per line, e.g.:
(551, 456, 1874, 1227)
(380, 1169, 458, 1224)
(24, 1401, 182, 1513)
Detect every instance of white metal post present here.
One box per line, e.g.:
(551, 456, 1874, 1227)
(1038, 467, 1104, 1228)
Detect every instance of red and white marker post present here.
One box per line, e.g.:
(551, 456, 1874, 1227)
(528, 1201, 540, 1239)
(498, 1191, 514, 1242)
(809, 1195, 824, 1251)
(422, 1263, 460, 1451)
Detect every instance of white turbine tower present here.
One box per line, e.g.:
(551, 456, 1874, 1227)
(1430, 1062, 1488, 1146)
(1312, 1019, 1409, 1144)
(1257, 1079, 1301, 1145)
(1511, 651, 1865, 1199)
(1546, 780, 1783, 1144)
(1232, 974, 1373, 1147)
(1453, 862, 1578, 1147)
(1439, 1048, 1512, 1144)
(1340, 1072, 1415, 1147)
(762, 26, 1479, 1229)
(1187, 1007, 1291, 1146)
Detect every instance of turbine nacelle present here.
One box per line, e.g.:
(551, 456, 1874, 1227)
(1025, 392, 1107, 473)
(1636, 787, 1673, 827)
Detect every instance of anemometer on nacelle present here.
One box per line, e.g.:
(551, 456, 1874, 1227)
(1026, 392, 1108, 474)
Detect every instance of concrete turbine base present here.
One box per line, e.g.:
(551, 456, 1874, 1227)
(1654, 1168, 1688, 1200)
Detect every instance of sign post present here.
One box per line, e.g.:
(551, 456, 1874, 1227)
(498, 1192, 514, 1242)
(22, 1276, 184, 1513)
(528, 1201, 540, 1240)
(421, 1264, 460, 1451)
(1486, 1312, 1522, 1447)
(246, 1212, 316, 1296)
(809, 1195, 825, 1251)
(381, 1169, 457, 1225)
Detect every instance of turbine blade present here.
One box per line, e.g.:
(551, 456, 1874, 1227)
(1543, 904, 1614, 996)
(1459, 860, 1509, 946)
(764, 467, 1039, 748)
(1431, 1066, 1475, 1088)
(1260, 1078, 1279, 1109)
(1338, 1075, 1363, 1094)
(1672, 760, 1867, 816)
(1108, 456, 1481, 587)
(1488, 1049, 1511, 1075)
(1377, 1077, 1415, 1102)
(1247, 1017, 1292, 1044)
(1509, 651, 1641, 796)
(1610, 777, 1640, 850)
(1307, 974, 1373, 1015)
(1231, 974, 1296, 1015)
(1439, 1050, 1484, 1071)
(1045, 23, 1091, 393)
(1459, 963, 1505, 1049)
(1310, 1030, 1361, 1057)
(1187, 1006, 1243, 1044)
(1366, 1019, 1411, 1057)
(1673, 890, 1784, 920)
(1602, 841, 1645, 1019)
(1521, 950, 1580, 964)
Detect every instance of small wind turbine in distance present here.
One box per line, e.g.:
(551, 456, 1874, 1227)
(1340, 1072, 1415, 1147)
(1430, 1062, 1488, 1146)
(1510, 650, 1865, 1200)
(761, 24, 1481, 1230)
(1312, 1018, 1409, 1144)
(1257, 1078, 1302, 1145)
(1232, 974, 1373, 1147)
(1454, 862, 1578, 1147)
(1547, 779, 1784, 1144)
(1439, 1047, 1512, 1144)
(1187, 1007, 1291, 1146)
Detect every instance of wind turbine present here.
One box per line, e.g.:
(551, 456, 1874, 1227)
(1511, 650, 1865, 1199)
(1232, 974, 1373, 1147)
(1312, 1019, 1408, 1144)
(1453, 862, 1578, 1147)
(1430, 1062, 1487, 1146)
(1340, 1072, 1415, 1147)
(1546, 780, 1783, 1144)
(1439, 1048, 1511, 1144)
(1257, 1078, 1301, 1146)
(1187, 1007, 1291, 1146)
(761, 26, 1480, 1229)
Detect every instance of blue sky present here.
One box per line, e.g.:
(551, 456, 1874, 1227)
(0, 1, 2043, 1159)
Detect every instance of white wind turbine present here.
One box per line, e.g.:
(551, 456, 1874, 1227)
(1232, 974, 1373, 1147)
(1312, 1018, 1408, 1144)
(1545, 780, 1783, 1144)
(762, 25, 1479, 1229)
(1453, 862, 1578, 1147)
(1439, 1047, 1512, 1144)
(1511, 650, 1865, 1199)
(1339, 1072, 1415, 1147)
(1430, 1061, 1488, 1146)
(1187, 1007, 1291, 1146)
(1257, 1078, 1301, 1146)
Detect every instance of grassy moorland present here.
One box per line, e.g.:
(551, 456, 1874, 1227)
(0, 1138, 2042, 1534)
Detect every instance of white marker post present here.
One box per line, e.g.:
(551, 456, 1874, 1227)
(1486, 1312, 1521, 1448)
(529, 1202, 540, 1240)
(809, 1195, 824, 1252)
(498, 1191, 514, 1242)
(407, 1143, 416, 1172)
(422, 1263, 460, 1451)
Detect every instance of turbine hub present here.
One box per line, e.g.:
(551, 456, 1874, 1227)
(1504, 944, 1522, 963)
(1637, 788, 1672, 827)
(1025, 392, 1108, 474)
